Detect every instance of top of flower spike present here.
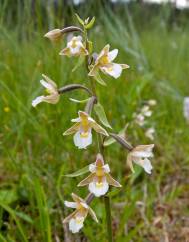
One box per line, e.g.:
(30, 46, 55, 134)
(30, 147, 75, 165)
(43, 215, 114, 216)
(59, 35, 88, 57)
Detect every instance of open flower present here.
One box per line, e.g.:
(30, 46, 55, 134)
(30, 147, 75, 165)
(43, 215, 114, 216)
(59, 36, 88, 57)
(63, 111, 109, 149)
(63, 193, 98, 233)
(78, 154, 121, 197)
(127, 144, 154, 174)
(44, 29, 63, 41)
(89, 44, 129, 79)
(32, 74, 60, 107)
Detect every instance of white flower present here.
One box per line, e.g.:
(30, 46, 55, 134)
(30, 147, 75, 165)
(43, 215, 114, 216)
(59, 36, 88, 57)
(32, 74, 60, 107)
(63, 111, 109, 149)
(88, 44, 129, 79)
(141, 105, 152, 117)
(78, 154, 121, 197)
(145, 128, 155, 140)
(127, 144, 154, 174)
(44, 29, 63, 41)
(63, 193, 98, 233)
(148, 99, 157, 106)
(184, 97, 189, 121)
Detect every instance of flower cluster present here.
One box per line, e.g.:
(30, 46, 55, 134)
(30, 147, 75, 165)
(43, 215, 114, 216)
(32, 15, 155, 234)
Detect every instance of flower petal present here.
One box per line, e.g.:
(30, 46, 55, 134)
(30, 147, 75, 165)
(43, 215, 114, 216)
(89, 163, 96, 173)
(88, 207, 99, 223)
(78, 173, 95, 186)
(73, 130, 92, 149)
(127, 153, 135, 173)
(101, 63, 122, 79)
(89, 179, 109, 197)
(134, 158, 153, 174)
(64, 201, 77, 209)
(105, 173, 122, 187)
(69, 216, 84, 233)
(32, 96, 45, 107)
(63, 210, 78, 224)
(120, 64, 130, 69)
(63, 123, 80, 136)
(41, 74, 58, 89)
(103, 164, 110, 173)
(108, 49, 118, 61)
(91, 122, 109, 136)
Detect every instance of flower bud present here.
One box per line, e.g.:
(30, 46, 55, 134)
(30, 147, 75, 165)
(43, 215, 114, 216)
(44, 29, 63, 41)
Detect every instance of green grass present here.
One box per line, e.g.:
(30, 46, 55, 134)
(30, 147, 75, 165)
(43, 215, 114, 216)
(0, 2, 189, 241)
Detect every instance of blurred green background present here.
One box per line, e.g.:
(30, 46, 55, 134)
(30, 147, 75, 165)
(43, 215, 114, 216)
(0, 0, 189, 241)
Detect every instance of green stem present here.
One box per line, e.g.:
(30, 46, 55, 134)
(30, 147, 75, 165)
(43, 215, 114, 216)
(104, 196, 113, 242)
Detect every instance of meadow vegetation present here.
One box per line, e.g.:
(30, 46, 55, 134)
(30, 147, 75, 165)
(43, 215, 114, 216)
(0, 1, 189, 241)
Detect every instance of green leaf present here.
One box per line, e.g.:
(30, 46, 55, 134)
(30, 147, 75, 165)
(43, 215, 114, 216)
(15, 211, 34, 224)
(72, 56, 85, 72)
(64, 165, 89, 178)
(69, 97, 90, 103)
(93, 72, 106, 86)
(75, 13, 84, 26)
(85, 17, 95, 29)
(94, 103, 112, 129)
(0, 189, 18, 204)
(104, 124, 128, 146)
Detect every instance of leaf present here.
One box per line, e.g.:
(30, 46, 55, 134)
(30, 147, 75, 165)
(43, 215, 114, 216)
(72, 56, 85, 72)
(93, 72, 106, 86)
(69, 98, 90, 103)
(94, 103, 112, 129)
(0, 189, 18, 204)
(104, 124, 128, 146)
(75, 13, 84, 26)
(15, 211, 34, 224)
(64, 165, 89, 178)
(85, 17, 95, 29)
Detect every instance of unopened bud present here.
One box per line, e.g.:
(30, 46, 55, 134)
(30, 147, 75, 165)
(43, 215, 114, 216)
(44, 29, 63, 41)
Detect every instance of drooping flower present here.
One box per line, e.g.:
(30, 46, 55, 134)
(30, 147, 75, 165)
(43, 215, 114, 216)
(32, 74, 60, 107)
(133, 105, 152, 126)
(59, 36, 88, 57)
(44, 29, 63, 41)
(145, 127, 155, 140)
(88, 44, 129, 79)
(78, 154, 121, 197)
(63, 111, 109, 149)
(63, 193, 98, 233)
(127, 144, 154, 174)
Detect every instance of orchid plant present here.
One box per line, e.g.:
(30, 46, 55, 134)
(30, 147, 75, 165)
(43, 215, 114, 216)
(32, 14, 155, 241)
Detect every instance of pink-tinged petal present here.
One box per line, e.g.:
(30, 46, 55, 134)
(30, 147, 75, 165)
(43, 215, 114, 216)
(64, 201, 77, 209)
(32, 96, 45, 107)
(89, 164, 96, 173)
(78, 173, 95, 186)
(42, 94, 60, 104)
(71, 193, 84, 204)
(91, 122, 109, 136)
(105, 173, 122, 187)
(44, 29, 62, 41)
(108, 49, 118, 61)
(95, 153, 104, 166)
(73, 130, 92, 149)
(71, 117, 81, 122)
(101, 63, 122, 79)
(103, 164, 110, 173)
(88, 207, 99, 223)
(63, 123, 80, 136)
(97, 44, 110, 61)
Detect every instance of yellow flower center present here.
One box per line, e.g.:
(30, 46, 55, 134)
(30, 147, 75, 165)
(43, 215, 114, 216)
(96, 167, 104, 177)
(96, 182, 103, 188)
(80, 132, 89, 138)
(99, 55, 109, 65)
(76, 217, 84, 224)
(71, 40, 78, 48)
